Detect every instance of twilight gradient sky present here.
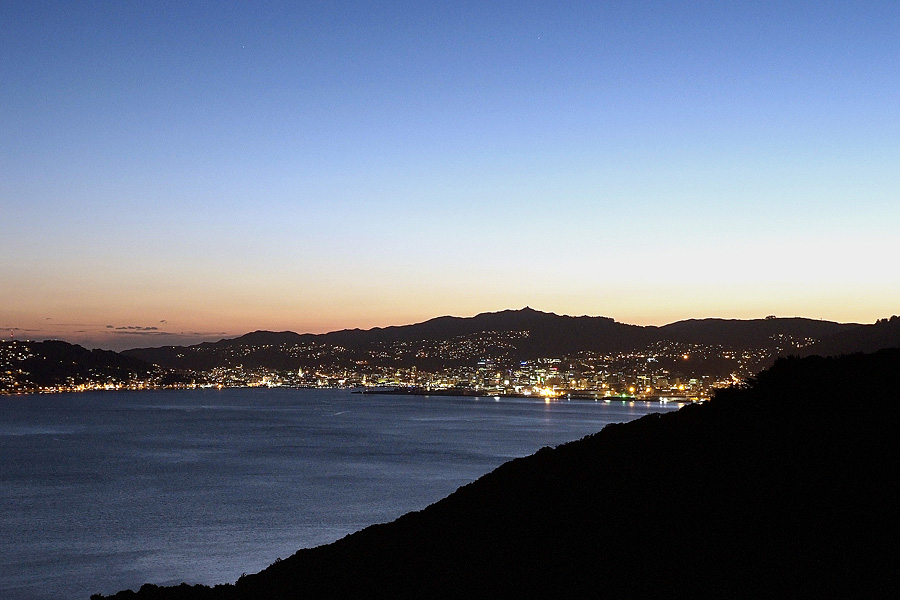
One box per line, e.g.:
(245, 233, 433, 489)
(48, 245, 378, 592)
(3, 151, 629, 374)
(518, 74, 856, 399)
(2, 1, 898, 350)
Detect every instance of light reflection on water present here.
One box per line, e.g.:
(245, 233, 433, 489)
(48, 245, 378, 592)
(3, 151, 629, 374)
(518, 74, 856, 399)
(0, 388, 679, 600)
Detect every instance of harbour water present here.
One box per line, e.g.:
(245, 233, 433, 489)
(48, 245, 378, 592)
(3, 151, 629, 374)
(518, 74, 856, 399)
(0, 388, 680, 600)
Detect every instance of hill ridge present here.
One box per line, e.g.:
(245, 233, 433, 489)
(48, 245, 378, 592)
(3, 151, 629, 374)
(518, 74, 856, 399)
(122, 308, 866, 371)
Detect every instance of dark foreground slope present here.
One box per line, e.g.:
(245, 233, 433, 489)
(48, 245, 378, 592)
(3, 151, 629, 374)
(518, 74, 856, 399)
(95, 351, 900, 599)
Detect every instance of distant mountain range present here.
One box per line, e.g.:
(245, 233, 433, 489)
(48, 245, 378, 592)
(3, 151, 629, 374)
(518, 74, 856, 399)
(5, 310, 899, 392)
(121, 307, 897, 371)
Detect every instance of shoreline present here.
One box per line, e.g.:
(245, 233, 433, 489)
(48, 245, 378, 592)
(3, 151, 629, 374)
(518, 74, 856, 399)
(356, 386, 698, 402)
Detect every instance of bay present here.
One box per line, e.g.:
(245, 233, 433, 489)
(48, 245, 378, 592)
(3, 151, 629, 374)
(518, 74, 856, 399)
(0, 388, 680, 600)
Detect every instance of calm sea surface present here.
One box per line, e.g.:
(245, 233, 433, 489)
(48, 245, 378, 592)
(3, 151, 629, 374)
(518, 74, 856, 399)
(0, 388, 679, 600)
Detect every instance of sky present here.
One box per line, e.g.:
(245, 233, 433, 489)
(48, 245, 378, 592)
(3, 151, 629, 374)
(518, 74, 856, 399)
(2, 1, 898, 351)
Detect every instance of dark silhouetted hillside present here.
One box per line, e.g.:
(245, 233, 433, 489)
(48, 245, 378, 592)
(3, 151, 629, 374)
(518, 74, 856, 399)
(123, 308, 653, 370)
(657, 316, 856, 347)
(121, 331, 314, 371)
(802, 315, 900, 357)
(1, 340, 153, 391)
(122, 308, 861, 371)
(94, 349, 900, 599)
(322, 306, 653, 353)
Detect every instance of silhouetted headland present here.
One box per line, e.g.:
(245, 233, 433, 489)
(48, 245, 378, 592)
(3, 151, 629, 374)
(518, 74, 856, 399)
(93, 350, 899, 599)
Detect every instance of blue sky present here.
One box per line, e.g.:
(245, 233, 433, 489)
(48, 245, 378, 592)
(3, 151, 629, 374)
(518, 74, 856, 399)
(2, 1, 898, 349)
